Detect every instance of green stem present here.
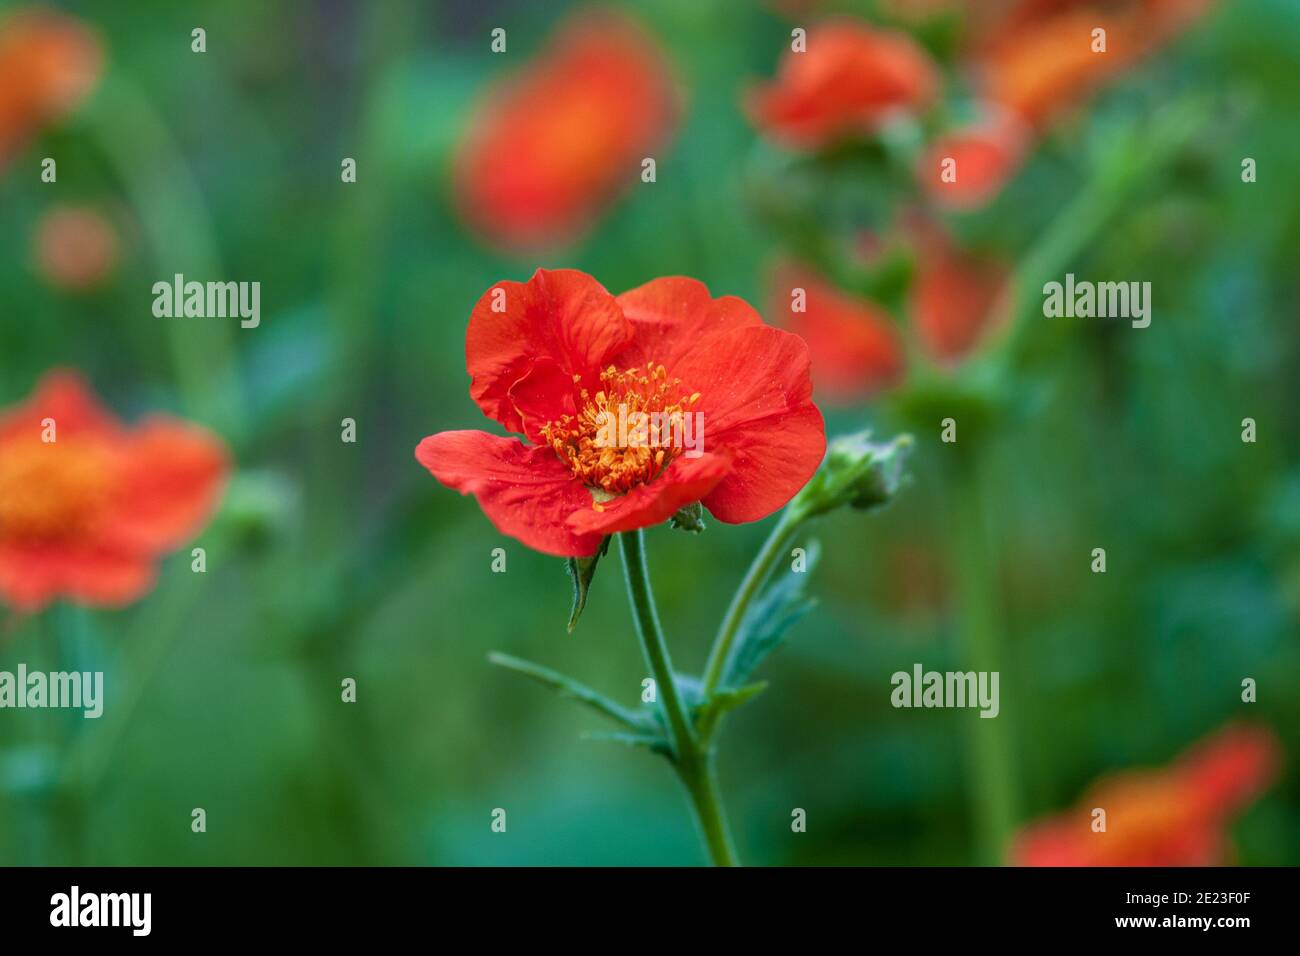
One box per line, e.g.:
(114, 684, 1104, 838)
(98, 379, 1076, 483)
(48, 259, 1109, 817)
(618, 530, 738, 867)
(950, 454, 1018, 865)
(701, 510, 802, 700)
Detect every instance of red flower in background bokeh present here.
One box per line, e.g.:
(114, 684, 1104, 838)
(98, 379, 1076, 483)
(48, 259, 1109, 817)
(746, 20, 938, 150)
(0, 372, 228, 612)
(454, 11, 678, 252)
(973, 0, 1216, 130)
(770, 260, 904, 400)
(416, 269, 825, 557)
(1013, 723, 1281, 866)
(909, 223, 1010, 364)
(0, 8, 101, 170)
(768, 219, 1010, 403)
(921, 0, 1217, 209)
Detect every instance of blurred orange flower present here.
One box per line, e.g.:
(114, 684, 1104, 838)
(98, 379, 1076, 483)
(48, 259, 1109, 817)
(746, 20, 938, 150)
(453, 11, 678, 252)
(33, 204, 118, 290)
(1013, 723, 1282, 866)
(769, 260, 904, 400)
(0, 371, 228, 613)
(972, 0, 1217, 129)
(0, 8, 102, 170)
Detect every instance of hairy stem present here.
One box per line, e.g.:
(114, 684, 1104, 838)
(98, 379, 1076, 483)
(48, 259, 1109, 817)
(701, 510, 802, 701)
(618, 530, 738, 866)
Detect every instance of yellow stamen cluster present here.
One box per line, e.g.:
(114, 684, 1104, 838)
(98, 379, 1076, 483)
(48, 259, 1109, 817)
(540, 362, 700, 498)
(0, 438, 114, 541)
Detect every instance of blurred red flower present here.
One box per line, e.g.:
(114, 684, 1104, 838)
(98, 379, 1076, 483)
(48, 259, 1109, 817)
(0, 371, 228, 612)
(33, 204, 118, 290)
(916, 111, 1029, 211)
(1013, 723, 1282, 866)
(769, 260, 904, 400)
(909, 225, 1010, 364)
(453, 11, 678, 252)
(416, 269, 826, 556)
(0, 8, 101, 170)
(768, 223, 1008, 403)
(745, 20, 938, 150)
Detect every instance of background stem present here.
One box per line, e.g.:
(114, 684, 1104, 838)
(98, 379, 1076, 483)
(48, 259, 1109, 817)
(950, 454, 1019, 865)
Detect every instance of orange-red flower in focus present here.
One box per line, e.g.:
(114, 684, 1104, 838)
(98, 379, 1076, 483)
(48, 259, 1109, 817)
(0, 371, 228, 612)
(746, 20, 938, 150)
(770, 260, 904, 401)
(1013, 723, 1281, 866)
(0, 8, 102, 170)
(416, 269, 826, 557)
(454, 11, 678, 251)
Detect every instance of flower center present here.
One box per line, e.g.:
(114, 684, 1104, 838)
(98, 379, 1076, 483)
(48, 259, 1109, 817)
(0, 437, 115, 542)
(540, 362, 700, 498)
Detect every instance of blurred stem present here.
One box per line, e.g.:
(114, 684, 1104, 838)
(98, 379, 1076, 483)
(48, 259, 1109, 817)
(618, 530, 738, 867)
(77, 75, 242, 439)
(701, 508, 802, 703)
(984, 100, 1208, 374)
(950, 452, 1018, 865)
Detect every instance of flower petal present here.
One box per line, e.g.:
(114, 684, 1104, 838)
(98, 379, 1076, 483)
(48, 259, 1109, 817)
(415, 430, 603, 557)
(95, 417, 229, 553)
(0, 540, 154, 612)
(0, 368, 120, 442)
(670, 325, 826, 523)
(771, 261, 904, 402)
(466, 268, 633, 436)
(615, 276, 763, 372)
(566, 452, 731, 536)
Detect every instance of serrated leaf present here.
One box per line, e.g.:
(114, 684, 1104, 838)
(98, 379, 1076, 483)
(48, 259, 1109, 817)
(720, 540, 821, 689)
(487, 651, 656, 734)
(563, 535, 610, 633)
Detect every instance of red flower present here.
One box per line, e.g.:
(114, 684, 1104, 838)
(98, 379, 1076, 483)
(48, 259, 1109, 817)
(745, 20, 938, 150)
(0, 371, 229, 612)
(909, 225, 1010, 364)
(916, 111, 1029, 211)
(1012, 724, 1281, 866)
(0, 8, 101, 170)
(416, 269, 826, 557)
(766, 222, 1008, 403)
(453, 11, 678, 251)
(769, 260, 904, 401)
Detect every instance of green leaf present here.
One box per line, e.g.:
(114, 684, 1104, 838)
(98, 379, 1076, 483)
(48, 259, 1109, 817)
(720, 540, 822, 689)
(563, 535, 610, 633)
(669, 501, 705, 534)
(487, 651, 656, 734)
